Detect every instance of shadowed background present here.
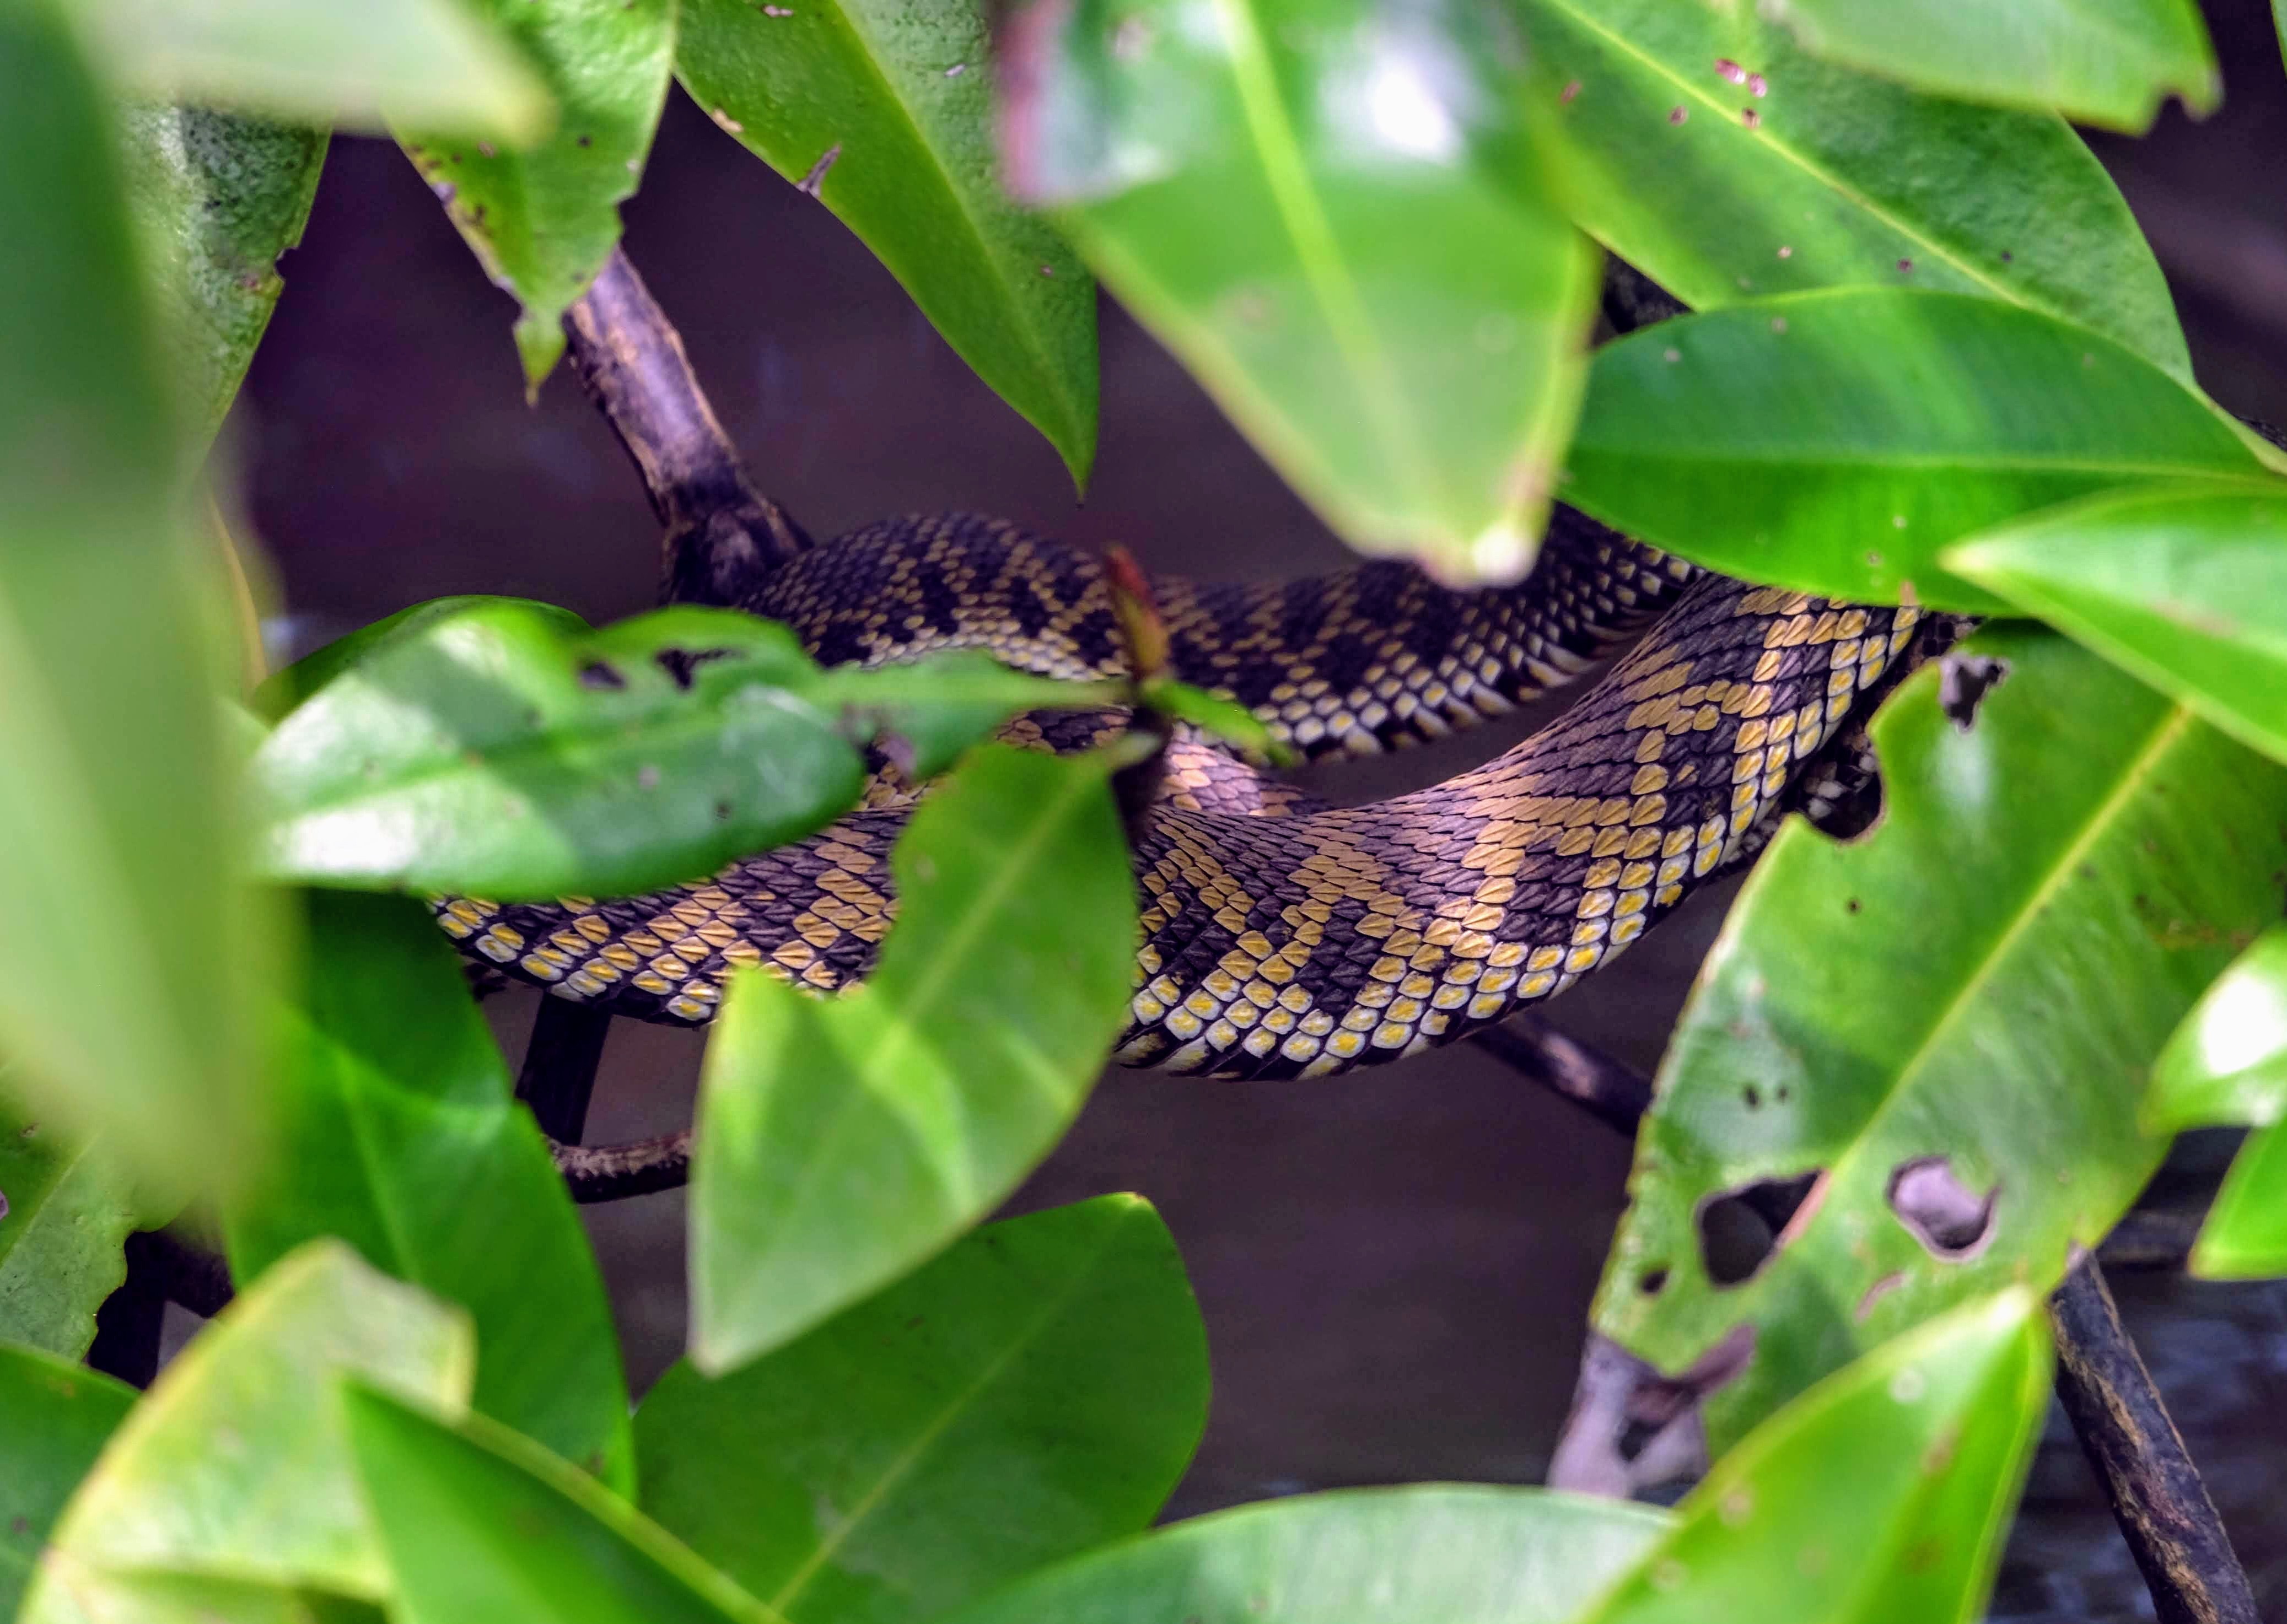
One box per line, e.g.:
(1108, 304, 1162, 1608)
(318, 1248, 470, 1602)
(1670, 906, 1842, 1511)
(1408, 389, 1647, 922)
(233, 2, 2287, 1615)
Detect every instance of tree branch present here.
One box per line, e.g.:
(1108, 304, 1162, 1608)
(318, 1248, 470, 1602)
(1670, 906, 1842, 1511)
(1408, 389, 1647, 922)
(515, 996, 615, 1146)
(1467, 1014, 1653, 1136)
(551, 1130, 691, 1204)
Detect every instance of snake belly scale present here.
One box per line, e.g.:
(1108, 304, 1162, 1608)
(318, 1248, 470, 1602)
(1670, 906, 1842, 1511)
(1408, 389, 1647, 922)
(436, 506, 1916, 1080)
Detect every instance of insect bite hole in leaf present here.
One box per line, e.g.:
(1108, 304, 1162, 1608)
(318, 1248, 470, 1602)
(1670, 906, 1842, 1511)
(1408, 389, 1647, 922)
(1695, 1169, 1825, 1287)
(577, 660, 625, 690)
(1886, 1156, 1999, 1260)
(1938, 652, 2010, 731)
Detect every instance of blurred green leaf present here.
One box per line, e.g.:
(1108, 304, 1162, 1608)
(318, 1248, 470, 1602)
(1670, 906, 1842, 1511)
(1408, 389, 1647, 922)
(254, 601, 1097, 899)
(254, 595, 578, 722)
(679, 0, 1098, 485)
(19, 1242, 473, 1621)
(346, 1392, 774, 1624)
(1583, 1291, 2049, 1624)
(1002, 0, 1598, 583)
(227, 892, 633, 1491)
(1141, 677, 1295, 765)
(81, 0, 551, 142)
(1764, 0, 2216, 132)
(1518, 0, 2189, 378)
(938, 1486, 1670, 1624)
(640, 1195, 1207, 1624)
(400, 0, 674, 389)
(119, 105, 327, 448)
(1947, 482, 2287, 767)
(1592, 627, 2287, 1451)
(691, 743, 1137, 1370)
(1565, 290, 2266, 612)
(0, 1081, 143, 1360)
(0, 1345, 135, 1620)
(2142, 926, 2287, 1278)
(0, 0, 279, 1202)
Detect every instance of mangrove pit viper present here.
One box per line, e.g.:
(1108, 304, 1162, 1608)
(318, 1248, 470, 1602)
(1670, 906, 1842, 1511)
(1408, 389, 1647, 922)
(435, 506, 1917, 1080)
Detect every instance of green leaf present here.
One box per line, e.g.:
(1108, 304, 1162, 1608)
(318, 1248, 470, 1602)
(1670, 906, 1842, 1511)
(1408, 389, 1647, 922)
(0, 1345, 136, 1621)
(691, 743, 1138, 1369)
(227, 892, 633, 1492)
(254, 595, 576, 723)
(1140, 677, 1295, 766)
(1763, 0, 2218, 132)
(80, 0, 552, 142)
(345, 1391, 775, 1624)
(1582, 1291, 2049, 1624)
(639, 1195, 1206, 1624)
(119, 105, 327, 449)
(1002, 0, 1599, 583)
(811, 653, 1128, 784)
(2141, 926, 2287, 1278)
(254, 601, 1097, 899)
(19, 1241, 473, 1620)
(677, 0, 1097, 485)
(0, 1080, 143, 1361)
(937, 1486, 1670, 1624)
(1564, 290, 2266, 613)
(1592, 626, 2287, 1451)
(400, 0, 675, 389)
(1516, 0, 2190, 378)
(0, 0, 279, 1202)
(1946, 482, 2287, 768)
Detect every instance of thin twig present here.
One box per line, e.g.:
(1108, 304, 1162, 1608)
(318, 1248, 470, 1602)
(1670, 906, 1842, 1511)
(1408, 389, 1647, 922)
(515, 996, 615, 1146)
(1467, 1015, 1653, 1136)
(552, 1130, 692, 1204)
(2049, 1251, 2259, 1624)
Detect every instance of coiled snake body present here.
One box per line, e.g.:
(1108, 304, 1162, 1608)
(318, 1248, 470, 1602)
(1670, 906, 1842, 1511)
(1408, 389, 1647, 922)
(438, 507, 1917, 1079)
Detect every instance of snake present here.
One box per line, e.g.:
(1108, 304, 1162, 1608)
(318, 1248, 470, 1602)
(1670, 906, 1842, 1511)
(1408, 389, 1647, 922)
(434, 504, 1922, 1080)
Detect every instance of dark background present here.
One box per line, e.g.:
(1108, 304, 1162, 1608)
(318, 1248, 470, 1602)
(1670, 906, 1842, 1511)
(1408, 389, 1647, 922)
(231, 2, 2287, 1616)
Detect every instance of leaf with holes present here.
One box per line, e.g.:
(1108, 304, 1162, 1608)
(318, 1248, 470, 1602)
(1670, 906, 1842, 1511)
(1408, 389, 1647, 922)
(253, 600, 1101, 899)
(2142, 926, 2287, 1278)
(640, 1196, 1206, 1624)
(1762, 0, 2216, 133)
(1564, 290, 2268, 613)
(1591, 625, 2287, 1453)
(1514, 0, 2188, 378)
(0, 1078, 144, 1361)
(677, 0, 1098, 485)
(691, 743, 1138, 1369)
(1000, 0, 1599, 583)
(1946, 481, 2287, 768)
(1581, 1291, 2049, 1624)
(399, 0, 675, 388)
(226, 892, 633, 1491)
(0, 1345, 136, 1621)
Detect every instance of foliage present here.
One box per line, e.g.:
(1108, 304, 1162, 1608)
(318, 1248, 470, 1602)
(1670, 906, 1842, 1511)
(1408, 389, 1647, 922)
(3, 0, 2285, 1619)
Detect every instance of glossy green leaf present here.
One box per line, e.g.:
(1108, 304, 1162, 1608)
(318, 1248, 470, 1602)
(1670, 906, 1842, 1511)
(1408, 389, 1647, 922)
(1946, 482, 2287, 768)
(1592, 627, 2287, 1451)
(680, 0, 1097, 484)
(119, 106, 327, 448)
(1762, 0, 2217, 132)
(640, 1195, 1206, 1624)
(346, 1392, 774, 1624)
(1517, 0, 2189, 378)
(2140, 926, 2287, 1278)
(400, 0, 674, 388)
(691, 743, 1138, 1369)
(938, 1486, 1669, 1624)
(81, 0, 551, 142)
(254, 595, 573, 723)
(1564, 290, 2267, 613)
(0, 1, 279, 1201)
(19, 1242, 473, 1621)
(227, 892, 633, 1491)
(0, 1078, 142, 1360)
(1583, 1291, 2049, 1624)
(253, 600, 1098, 899)
(1002, 0, 1599, 583)
(0, 1345, 136, 1621)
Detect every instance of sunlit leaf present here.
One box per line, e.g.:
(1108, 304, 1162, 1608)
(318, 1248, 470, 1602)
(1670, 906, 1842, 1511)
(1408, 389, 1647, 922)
(0, 1079, 143, 1360)
(641, 1196, 1207, 1624)
(680, 0, 1097, 484)
(691, 743, 1137, 1369)
(1516, 0, 2189, 377)
(1002, 0, 1599, 583)
(1946, 481, 2287, 768)
(0, 1345, 135, 1621)
(1564, 290, 2266, 612)
(1592, 627, 2287, 1451)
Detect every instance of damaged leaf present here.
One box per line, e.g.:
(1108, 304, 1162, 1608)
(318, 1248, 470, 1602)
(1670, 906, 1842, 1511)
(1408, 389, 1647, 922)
(0, 1076, 144, 1360)
(1592, 626, 2287, 1453)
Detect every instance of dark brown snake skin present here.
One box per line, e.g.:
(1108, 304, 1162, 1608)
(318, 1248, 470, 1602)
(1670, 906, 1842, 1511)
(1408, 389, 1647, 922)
(437, 505, 1917, 1079)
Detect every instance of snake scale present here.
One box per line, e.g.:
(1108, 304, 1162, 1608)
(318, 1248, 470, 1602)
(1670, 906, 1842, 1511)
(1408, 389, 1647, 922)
(435, 502, 1920, 1080)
